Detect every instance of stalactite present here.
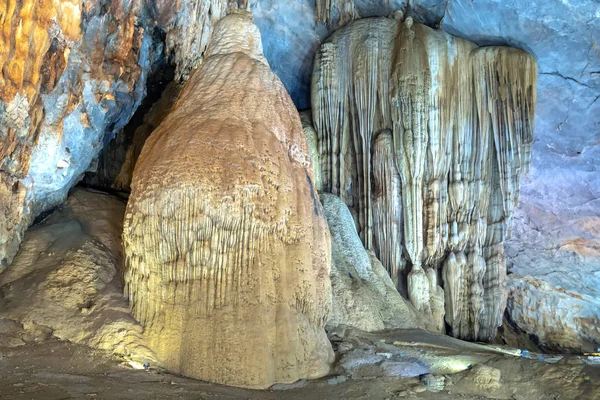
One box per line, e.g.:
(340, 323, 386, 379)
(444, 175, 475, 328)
(162, 0, 230, 81)
(315, 0, 356, 27)
(124, 11, 333, 389)
(372, 130, 404, 292)
(311, 17, 537, 341)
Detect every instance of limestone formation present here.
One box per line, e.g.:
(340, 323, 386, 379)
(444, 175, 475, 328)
(84, 81, 181, 191)
(314, 0, 405, 28)
(123, 12, 333, 389)
(0, 0, 233, 271)
(316, 0, 356, 27)
(507, 275, 600, 353)
(504, 204, 600, 352)
(320, 193, 425, 333)
(0, 188, 154, 365)
(157, 0, 230, 80)
(300, 111, 323, 192)
(312, 17, 537, 341)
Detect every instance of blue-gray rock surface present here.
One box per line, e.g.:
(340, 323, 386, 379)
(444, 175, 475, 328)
(251, 0, 600, 348)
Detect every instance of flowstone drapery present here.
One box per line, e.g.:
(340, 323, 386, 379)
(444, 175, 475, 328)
(312, 17, 537, 341)
(123, 11, 333, 389)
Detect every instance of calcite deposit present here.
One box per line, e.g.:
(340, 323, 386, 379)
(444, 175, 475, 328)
(0, 0, 599, 397)
(312, 17, 537, 341)
(0, 188, 154, 364)
(123, 11, 333, 389)
(320, 193, 425, 333)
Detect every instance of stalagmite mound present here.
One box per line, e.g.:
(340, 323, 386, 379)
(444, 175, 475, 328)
(123, 11, 334, 389)
(0, 188, 154, 365)
(312, 17, 537, 341)
(319, 193, 425, 333)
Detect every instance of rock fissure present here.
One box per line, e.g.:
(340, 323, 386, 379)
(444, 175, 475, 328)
(540, 71, 592, 89)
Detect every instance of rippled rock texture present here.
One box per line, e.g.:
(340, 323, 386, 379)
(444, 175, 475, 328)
(123, 12, 333, 389)
(312, 17, 537, 341)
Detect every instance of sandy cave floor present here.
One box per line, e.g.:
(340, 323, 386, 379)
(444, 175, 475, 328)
(1, 189, 599, 400)
(2, 333, 600, 400)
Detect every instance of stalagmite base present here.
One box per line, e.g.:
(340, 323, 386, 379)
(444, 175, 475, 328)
(123, 11, 333, 389)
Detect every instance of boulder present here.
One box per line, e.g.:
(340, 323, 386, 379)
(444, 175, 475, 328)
(0, 188, 154, 364)
(505, 205, 600, 352)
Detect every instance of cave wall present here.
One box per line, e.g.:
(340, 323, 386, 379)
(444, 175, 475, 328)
(0, 0, 597, 353)
(0, 0, 232, 271)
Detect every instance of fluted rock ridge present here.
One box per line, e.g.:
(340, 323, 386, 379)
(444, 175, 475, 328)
(312, 17, 537, 341)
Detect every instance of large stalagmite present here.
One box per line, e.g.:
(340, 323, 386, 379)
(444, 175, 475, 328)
(123, 11, 333, 389)
(312, 17, 537, 341)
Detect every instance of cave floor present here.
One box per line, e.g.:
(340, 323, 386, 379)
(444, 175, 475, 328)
(2, 337, 599, 400)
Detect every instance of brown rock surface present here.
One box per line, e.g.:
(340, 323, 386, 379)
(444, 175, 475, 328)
(0, 0, 233, 272)
(123, 11, 333, 389)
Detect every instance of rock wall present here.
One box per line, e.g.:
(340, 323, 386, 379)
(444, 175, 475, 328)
(312, 17, 537, 341)
(504, 205, 600, 352)
(123, 12, 333, 389)
(0, 0, 231, 272)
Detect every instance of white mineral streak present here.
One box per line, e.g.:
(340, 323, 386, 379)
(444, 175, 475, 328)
(163, 0, 229, 80)
(372, 131, 404, 291)
(316, 0, 356, 27)
(311, 17, 536, 341)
